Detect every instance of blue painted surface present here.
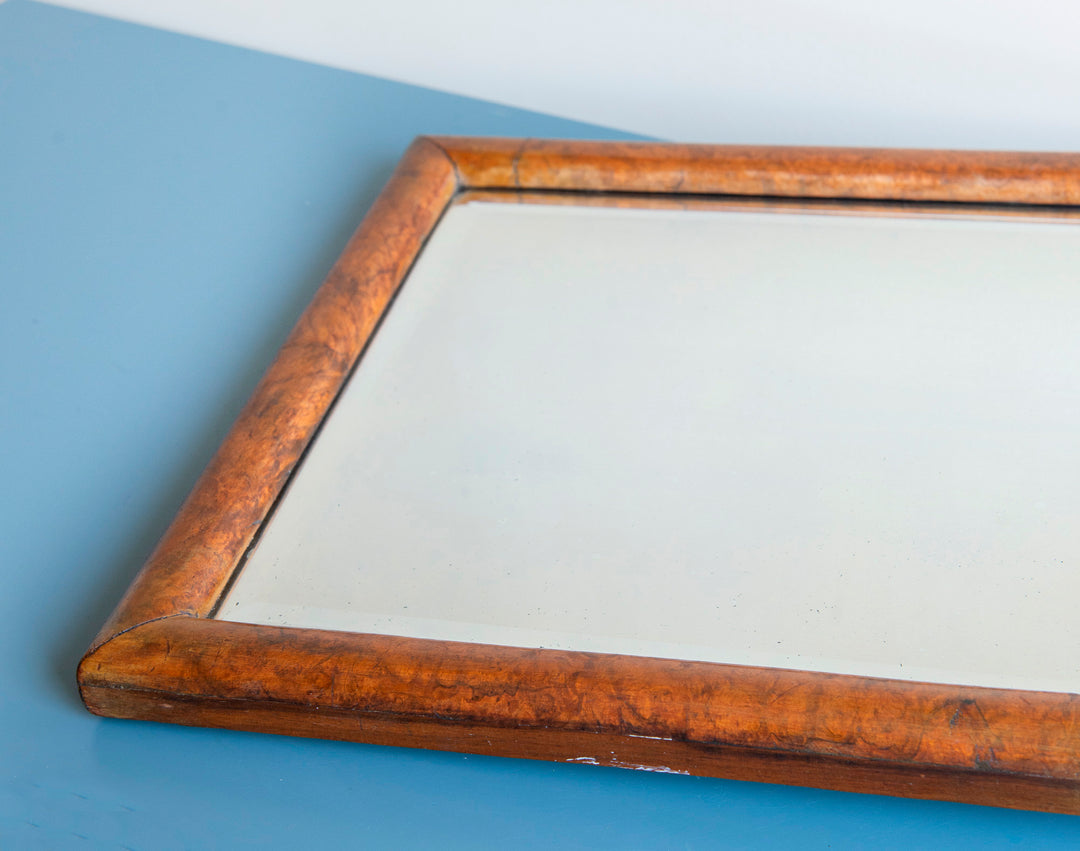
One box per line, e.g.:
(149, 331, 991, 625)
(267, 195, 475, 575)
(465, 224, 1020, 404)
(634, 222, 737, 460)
(1, 1, 1078, 846)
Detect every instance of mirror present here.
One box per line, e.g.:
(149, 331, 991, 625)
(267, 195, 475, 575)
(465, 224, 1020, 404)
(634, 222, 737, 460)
(219, 194, 1080, 694)
(80, 139, 1080, 813)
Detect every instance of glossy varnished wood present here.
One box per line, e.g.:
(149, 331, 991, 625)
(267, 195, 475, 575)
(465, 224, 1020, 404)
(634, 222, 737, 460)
(80, 617, 1080, 812)
(85, 138, 456, 647)
(433, 137, 1080, 204)
(80, 137, 1080, 812)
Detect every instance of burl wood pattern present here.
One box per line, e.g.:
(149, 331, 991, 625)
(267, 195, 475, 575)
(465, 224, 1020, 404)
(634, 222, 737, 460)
(435, 137, 1080, 204)
(80, 137, 1080, 812)
(85, 138, 456, 649)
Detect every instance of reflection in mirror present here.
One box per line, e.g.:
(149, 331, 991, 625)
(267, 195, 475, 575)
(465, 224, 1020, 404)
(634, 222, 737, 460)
(216, 197, 1080, 693)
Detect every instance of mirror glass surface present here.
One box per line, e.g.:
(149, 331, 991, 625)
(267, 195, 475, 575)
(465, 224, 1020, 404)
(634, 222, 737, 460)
(217, 196, 1080, 692)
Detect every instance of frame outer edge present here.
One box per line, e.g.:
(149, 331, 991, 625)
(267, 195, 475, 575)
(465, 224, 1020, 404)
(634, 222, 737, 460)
(79, 137, 458, 666)
(433, 137, 1080, 204)
(78, 618, 1080, 809)
(79, 136, 1080, 812)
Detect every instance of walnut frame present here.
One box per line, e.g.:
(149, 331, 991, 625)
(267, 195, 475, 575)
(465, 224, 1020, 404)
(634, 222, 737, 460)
(79, 137, 1080, 813)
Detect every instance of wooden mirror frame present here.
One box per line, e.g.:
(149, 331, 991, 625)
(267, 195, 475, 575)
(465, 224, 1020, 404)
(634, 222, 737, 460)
(79, 137, 1080, 813)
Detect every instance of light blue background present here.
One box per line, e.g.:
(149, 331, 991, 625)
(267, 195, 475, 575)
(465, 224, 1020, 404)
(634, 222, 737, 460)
(2, 1, 1077, 846)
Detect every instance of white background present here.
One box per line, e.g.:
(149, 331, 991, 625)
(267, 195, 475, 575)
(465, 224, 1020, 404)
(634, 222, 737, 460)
(37, 0, 1080, 149)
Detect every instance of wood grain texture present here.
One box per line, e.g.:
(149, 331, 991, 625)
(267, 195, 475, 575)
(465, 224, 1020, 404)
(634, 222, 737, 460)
(80, 137, 1080, 812)
(434, 137, 1080, 204)
(78, 682, 1080, 814)
(80, 617, 1080, 812)
(85, 137, 456, 650)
